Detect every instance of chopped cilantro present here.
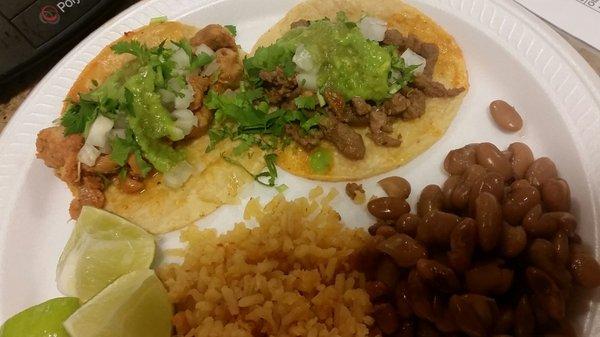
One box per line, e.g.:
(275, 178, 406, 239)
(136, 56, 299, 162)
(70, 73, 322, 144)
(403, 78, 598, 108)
(301, 114, 323, 132)
(243, 44, 296, 84)
(225, 25, 237, 36)
(150, 16, 167, 24)
(60, 101, 98, 135)
(112, 40, 151, 64)
(191, 52, 213, 69)
(110, 129, 138, 165)
(222, 153, 279, 187)
(294, 95, 317, 109)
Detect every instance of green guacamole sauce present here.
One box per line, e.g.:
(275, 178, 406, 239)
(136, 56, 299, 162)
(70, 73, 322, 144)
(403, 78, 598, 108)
(278, 17, 392, 101)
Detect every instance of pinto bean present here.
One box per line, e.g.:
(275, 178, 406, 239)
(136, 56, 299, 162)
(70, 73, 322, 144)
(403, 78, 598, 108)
(526, 157, 558, 189)
(541, 178, 571, 212)
(448, 218, 477, 272)
(465, 262, 514, 295)
(526, 267, 565, 320)
(395, 280, 414, 319)
(514, 295, 535, 337)
(450, 182, 471, 210)
(365, 280, 390, 300)
(407, 270, 435, 322)
(417, 211, 461, 247)
(416, 259, 460, 293)
(442, 175, 461, 209)
(378, 176, 411, 199)
(500, 223, 527, 258)
(444, 145, 477, 175)
(553, 231, 570, 267)
(115, 176, 145, 194)
(417, 185, 444, 217)
(475, 192, 502, 251)
(511, 179, 532, 190)
(507, 142, 534, 179)
(373, 303, 399, 334)
(416, 321, 441, 337)
(396, 213, 421, 237)
(85, 154, 120, 174)
(449, 294, 498, 337)
(368, 197, 411, 220)
(475, 143, 512, 180)
(494, 307, 514, 334)
(377, 234, 427, 267)
(376, 225, 397, 238)
(528, 239, 572, 291)
(396, 321, 416, 337)
(376, 256, 401, 289)
(489, 100, 523, 132)
(469, 171, 505, 211)
(503, 185, 541, 226)
(522, 205, 556, 238)
(569, 244, 600, 288)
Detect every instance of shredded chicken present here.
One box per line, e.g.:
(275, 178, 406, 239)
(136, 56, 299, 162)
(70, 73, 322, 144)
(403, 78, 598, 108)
(69, 175, 105, 218)
(187, 106, 213, 140)
(36, 126, 83, 185)
(190, 24, 236, 50)
(214, 48, 243, 92)
(187, 75, 212, 110)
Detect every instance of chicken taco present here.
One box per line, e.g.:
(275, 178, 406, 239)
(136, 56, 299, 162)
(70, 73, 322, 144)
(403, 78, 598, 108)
(36, 21, 264, 234)
(204, 0, 468, 181)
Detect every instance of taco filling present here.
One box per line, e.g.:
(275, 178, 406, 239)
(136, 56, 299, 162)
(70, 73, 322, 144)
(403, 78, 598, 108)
(204, 13, 465, 176)
(36, 23, 244, 218)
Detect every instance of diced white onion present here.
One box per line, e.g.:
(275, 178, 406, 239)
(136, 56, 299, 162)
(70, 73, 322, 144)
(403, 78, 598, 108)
(77, 144, 101, 167)
(201, 59, 219, 77)
(194, 44, 215, 57)
(358, 16, 387, 42)
(292, 44, 316, 73)
(174, 85, 194, 110)
(400, 48, 426, 75)
(172, 47, 190, 70)
(86, 115, 114, 149)
(163, 161, 194, 188)
(159, 88, 176, 104)
(172, 109, 198, 136)
(296, 72, 318, 90)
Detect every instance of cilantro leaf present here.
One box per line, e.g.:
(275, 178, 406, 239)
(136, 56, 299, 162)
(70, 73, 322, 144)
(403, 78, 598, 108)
(112, 40, 151, 64)
(191, 52, 213, 69)
(301, 114, 323, 132)
(110, 129, 138, 165)
(60, 101, 98, 135)
(222, 153, 279, 187)
(225, 25, 237, 36)
(243, 44, 295, 84)
(294, 95, 317, 110)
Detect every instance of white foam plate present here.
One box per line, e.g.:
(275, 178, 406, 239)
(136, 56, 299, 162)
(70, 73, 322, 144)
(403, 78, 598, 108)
(1, 0, 599, 333)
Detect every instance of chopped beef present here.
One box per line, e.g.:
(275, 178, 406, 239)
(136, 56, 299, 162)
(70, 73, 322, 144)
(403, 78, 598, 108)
(324, 89, 369, 126)
(321, 118, 365, 160)
(36, 126, 83, 185)
(69, 174, 105, 219)
(259, 67, 299, 104)
(351, 97, 372, 116)
(383, 92, 411, 116)
(214, 48, 243, 92)
(190, 24, 236, 50)
(383, 29, 439, 79)
(345, 182, 365, 199)
(412, 75, 465, 98)
(285, 124, 323, 151)
(186, 106, 213, 140)
(290, 19, 310, 29)
(187, 75, 211, 110)
(401, 88, 427, 120)
(369, 108, 402, 147)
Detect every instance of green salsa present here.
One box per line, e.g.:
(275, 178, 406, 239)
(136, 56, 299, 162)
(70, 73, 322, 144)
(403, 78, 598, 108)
(277, 16, 392, 100)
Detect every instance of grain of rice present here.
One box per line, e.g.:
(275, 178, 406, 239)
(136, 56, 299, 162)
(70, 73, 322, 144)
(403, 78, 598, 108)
(158, 192, 374, 337)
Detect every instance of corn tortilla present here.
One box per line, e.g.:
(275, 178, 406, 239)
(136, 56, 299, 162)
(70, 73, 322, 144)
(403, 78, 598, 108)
(64, 21, 264, 234)
(253, 0, 469, 181)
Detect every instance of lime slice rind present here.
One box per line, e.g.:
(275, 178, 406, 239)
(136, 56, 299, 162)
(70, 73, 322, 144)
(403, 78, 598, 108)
(0, 297, 80, 337)
(64, 270, 172, 337)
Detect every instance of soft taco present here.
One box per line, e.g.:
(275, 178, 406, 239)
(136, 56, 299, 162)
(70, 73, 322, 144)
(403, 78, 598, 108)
(35, 21, 264, 234)
(204, 0, 468, 181)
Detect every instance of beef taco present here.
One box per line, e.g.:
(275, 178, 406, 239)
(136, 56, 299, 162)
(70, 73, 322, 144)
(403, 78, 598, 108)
(241, 0, 468, 180)
(36, 21, 264, 234)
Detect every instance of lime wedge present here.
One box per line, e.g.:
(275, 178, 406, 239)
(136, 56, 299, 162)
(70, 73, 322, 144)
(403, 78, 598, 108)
(64, 270, 172, 337)
(0, 297, 80, 337)
(57, 206, 155, 302)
